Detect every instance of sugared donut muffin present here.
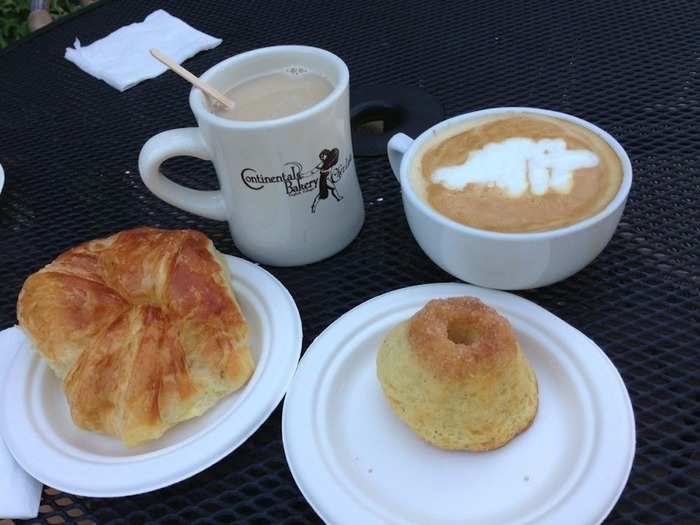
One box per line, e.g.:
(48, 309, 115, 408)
(376, 297, 538, 451)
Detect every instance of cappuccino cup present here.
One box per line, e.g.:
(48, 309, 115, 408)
(388, 107, 632, 289)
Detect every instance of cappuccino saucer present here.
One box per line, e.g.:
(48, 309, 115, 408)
(283, 283, 635, 525)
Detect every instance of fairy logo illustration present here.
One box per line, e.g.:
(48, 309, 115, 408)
(240, 147, 352, 214)
(311, 148, 343, 213)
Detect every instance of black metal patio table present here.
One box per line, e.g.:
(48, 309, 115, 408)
(0, 1, 698, 523)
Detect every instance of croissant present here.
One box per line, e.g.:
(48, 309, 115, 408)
(17, 227, 255, 446)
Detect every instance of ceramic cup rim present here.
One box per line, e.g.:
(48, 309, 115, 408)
(189, 45, 349, 130)
(399, 107, 633, 241)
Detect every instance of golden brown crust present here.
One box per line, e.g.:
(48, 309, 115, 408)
(378, 297, 539, 451)
(17, 227, 255, 446)
(408, 297, 517, 381)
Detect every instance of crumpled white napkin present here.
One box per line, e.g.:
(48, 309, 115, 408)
(64, 9, 222, 91)
(0, 326, 42, 519)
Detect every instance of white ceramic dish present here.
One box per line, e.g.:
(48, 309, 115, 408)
(283, 283, 635, 525)
(0, 162, 5, 195)
(1, 255, 302, 497)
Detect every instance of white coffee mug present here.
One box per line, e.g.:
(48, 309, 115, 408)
(388, 107, 633, 290)
(139, 46, 364, 266)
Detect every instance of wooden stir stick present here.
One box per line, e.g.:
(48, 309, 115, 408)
(149, 48, 235, 110)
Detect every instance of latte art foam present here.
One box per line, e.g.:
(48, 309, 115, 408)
(431, 138, 600, 197)
(411, 112, 624, 233)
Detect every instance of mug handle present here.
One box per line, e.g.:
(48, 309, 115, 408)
(138, 128, 228, 221)
(387, 133, 414, 183)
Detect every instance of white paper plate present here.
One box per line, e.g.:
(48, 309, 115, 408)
(283, 283, 635, 525)
(1, 255, 302, 497)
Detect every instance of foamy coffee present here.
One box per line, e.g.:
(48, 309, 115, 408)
(411, 113, 623, 233)
(213, 67, 333, 121)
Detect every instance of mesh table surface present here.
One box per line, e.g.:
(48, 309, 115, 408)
(0, 1, 698, 523)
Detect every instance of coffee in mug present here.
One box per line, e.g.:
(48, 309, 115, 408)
(410, 113, 623, 233)
(213, 68, 334, 121)
(139, 46, 364, 266)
